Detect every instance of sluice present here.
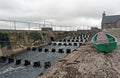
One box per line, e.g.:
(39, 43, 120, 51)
(0, 56, 7, 63)
(16, 59, 21, 65)
(63, 43, 67, 46)
(58, 43, 62, 46)
(80, 37, 83, 40)
(74, 43, 77, 46)
(24, 60, 31, 66)
(32, 47, 37, 51)
(77, 37, 79, 39)
(8, 58, 14, 63)
(51, 48, 56, 52)
(68, 43, 72, 46)
(63, 39, 66, 42)
(73, 37, 75, 39)
(38, 48, 42, 52)
(58, 49, 64, 53)
(44, 49, 49, 52)
(72, 40, 74, 42)
(53, 43, 57, 46)
(48, 43, 51, 45)
(44, 61, 51, 69)
(33, 61, 41, 67)
(59, 40, 62, 42)
(84, 38, 87, 41)
(67, 39, 70, 42)
(76, 40, 79, 42)
(27, 47, 31, 51)
(80, 39, 83, 42)
(66, 49, 71, 54)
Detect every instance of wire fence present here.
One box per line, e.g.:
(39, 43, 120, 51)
(0, 19, 95, 31)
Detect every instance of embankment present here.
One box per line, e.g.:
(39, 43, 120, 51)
(37, 29, 120, 78)
(0, 29, 81, 56)
(0, 28, 99, 56)
(0, 29, 55, 56)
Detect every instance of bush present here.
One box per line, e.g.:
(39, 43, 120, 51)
(29, 31, 42, 41)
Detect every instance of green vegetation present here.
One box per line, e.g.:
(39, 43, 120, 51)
(29, 31, 42, 41)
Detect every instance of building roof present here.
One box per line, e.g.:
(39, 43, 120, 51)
(102, 15, 120, 24)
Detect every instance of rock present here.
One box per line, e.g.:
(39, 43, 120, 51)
(44, 61, 51, 69)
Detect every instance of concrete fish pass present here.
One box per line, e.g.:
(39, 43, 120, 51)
(0, 34, 90, 78)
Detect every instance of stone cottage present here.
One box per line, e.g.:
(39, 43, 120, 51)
(101, 12, 120, 30)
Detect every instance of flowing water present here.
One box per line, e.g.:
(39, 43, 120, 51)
(0, 35, 89, 78)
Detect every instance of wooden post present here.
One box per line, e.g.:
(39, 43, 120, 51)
(28, 23, 30, 30)
(50, 22, 52, 28)
(39, 24, 41, 31)
(14, 21, 16, 30)
(43, 20, 45, 27)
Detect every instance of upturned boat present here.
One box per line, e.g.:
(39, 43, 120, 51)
(91, 32, 117, 53)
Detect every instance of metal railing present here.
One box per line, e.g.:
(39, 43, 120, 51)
(0, 18, 97, 31)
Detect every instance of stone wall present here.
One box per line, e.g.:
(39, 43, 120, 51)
(104, 28, 120, 45)
(0, 29, 55, 56)
(116, 19, 120, 28)
(102, 19, 120, 30)
(0, 28, 100, 56)
(102, 23, 115, 29)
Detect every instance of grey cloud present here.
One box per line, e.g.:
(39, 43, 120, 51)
(0, 0, 120, 28)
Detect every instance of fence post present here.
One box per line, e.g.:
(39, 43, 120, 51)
(39, 24, 41, 31)
(43, 20, 45, 27)
(28, 23, 30, 30)
(51, 22, 52, 28)
(14, 21, 16, 30)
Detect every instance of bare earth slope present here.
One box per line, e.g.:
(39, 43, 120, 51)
(37, 45, 120, 78)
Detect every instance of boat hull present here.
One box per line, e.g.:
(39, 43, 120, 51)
(92, 33, 117, 53)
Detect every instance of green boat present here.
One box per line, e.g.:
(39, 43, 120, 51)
(91, 32, 117, 53)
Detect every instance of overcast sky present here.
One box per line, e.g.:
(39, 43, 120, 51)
(0, 0, 120, 29)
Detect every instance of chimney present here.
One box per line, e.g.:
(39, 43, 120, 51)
(102, 11, 106, 18)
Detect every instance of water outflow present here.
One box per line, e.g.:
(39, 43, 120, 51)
(0, 34, 90, 78)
